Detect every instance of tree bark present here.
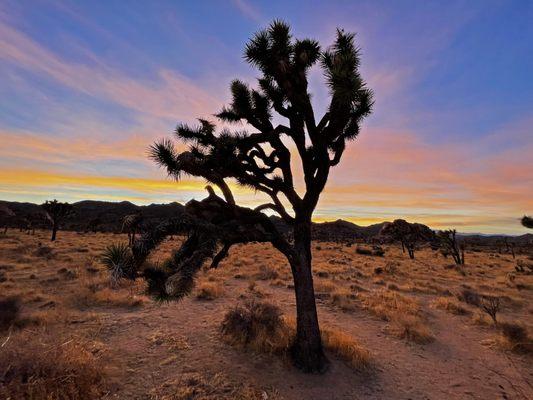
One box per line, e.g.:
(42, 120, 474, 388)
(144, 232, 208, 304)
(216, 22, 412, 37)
(51, 222, 57, 241)
(289, 220, 328, 373)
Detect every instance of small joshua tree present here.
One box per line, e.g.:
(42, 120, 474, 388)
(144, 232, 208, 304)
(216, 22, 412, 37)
(41, 200, 73, 241)
(121, 212, 143, 246)
(522, 215, 533, 229)
(104, 21, 373, 372)
(437, 229, 465, 265)
(380, 219, 434, 259)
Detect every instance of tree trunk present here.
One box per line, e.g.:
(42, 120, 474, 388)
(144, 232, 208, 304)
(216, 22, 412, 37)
(289, 220, 328, 373)
(51, 222, 57, 241)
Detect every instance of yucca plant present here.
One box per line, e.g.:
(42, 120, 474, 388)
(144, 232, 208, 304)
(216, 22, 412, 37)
(101, 243, 136, 286)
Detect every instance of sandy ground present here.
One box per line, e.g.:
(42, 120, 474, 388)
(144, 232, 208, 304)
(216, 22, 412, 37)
(0, 230, 532, 399)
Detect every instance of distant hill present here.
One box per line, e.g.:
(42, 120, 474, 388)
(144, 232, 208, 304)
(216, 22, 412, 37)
(0, 200, 184, 233)
(1, 200, 531, 247)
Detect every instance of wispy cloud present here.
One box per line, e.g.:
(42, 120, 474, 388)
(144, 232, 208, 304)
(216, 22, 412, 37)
(0, 20, 220, 121)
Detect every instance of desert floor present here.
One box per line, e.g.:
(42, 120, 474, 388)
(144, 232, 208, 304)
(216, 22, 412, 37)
(0, 230, 532, 399)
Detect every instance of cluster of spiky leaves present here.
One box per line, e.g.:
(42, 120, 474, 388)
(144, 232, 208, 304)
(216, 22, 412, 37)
(522, 215, 533, 229)
(41, 200, 73, 223)
(102, 193, 291, 302)
(101, 243, 136, 285)
(150, 20, 373, 223)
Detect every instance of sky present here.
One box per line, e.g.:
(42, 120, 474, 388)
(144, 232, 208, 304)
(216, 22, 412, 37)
(0, 0, 532, 234)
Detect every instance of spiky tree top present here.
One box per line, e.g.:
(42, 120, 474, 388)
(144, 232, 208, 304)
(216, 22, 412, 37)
(150, 20, 373, 222)
(41, 200, 73, 223)
(381, 219, 435, 243)
(522, 215, 533, 229)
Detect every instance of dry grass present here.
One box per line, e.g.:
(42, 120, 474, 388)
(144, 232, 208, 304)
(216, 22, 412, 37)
(72, 284, 145, 309)
(387, 315, 434, 344)
(497, 322, 532, 354)
(359, 290, 434, 343)
(330, 289, 357, 311)
(149, 371, 282, 400)
(1, 230, 532, 397)
(321, 326, 371, 370)
(195, 282, 224, 300)
(221, 301, 293, 354)
(431, 296, 470, 315)
(0, 330, 106, 400)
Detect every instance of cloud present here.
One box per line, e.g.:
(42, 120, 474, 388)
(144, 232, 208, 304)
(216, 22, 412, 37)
(0, 20, 220, 121)
(231, 0, 263, 23)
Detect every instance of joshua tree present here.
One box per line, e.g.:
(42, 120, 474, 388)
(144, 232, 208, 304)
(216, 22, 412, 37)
(105, 21, 372, 372)
(0, 204, 15, 234)
(380, 219, 434, 259)
(121, 212, 143, 246)
(41, 200, 73, 241)
(437, 229, 465, 265)
(522, 215, 533, 229)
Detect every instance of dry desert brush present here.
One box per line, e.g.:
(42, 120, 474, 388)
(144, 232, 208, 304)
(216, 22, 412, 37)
(104, 20, 373, 372)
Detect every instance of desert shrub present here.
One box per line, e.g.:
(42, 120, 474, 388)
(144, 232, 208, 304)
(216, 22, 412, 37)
(314, 279, 336, 293)
(58, 267, 78, 280)
(356, 246, 373, 256)
(388, 315, 434, 344)
(479, 295, 500, 324)
(387, 283, 399, 291)
(358, 289, 434, 343)
(195, 282, 224, 300)
(0, 331, 106, 399)
(372, 246, 385, 257)
(71, 280, 144, 309)
(498, 322, 532, 353)
(0, 296, 21, 331)
(330, 289, 357, 311)
(34, 245, 54, 258)
(321, 327, 371, 370)
(383, 261, 399, 274)
(431, 297, 470, 315)
(458, 288, 481, 306)
(254, 265, 279, 280)
(220, 301, 293, 354)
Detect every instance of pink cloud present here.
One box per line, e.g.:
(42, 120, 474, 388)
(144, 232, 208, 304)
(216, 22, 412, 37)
(0, 20, 220, 121)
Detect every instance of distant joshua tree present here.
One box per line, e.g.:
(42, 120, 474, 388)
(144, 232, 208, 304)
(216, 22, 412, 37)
(121, 212, 143, 246)
(0, 204, 15, 234)
(437, 229, 465, 265)
(380, 219, 434, 259)
(41, 200, 73, 241)
(104, 20, 373, 372)
(521, 215, 533, 229)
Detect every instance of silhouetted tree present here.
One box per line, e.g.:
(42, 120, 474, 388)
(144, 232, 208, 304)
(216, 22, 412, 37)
(521, 215, 533, 229)
(380, 219, 434, 259)
(41, 200, 73, 241)
(437, 229, 465, 265)
(121, 212, 143, 246)
(105, 21, 372, 372)
(0, 204, 15, 235)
